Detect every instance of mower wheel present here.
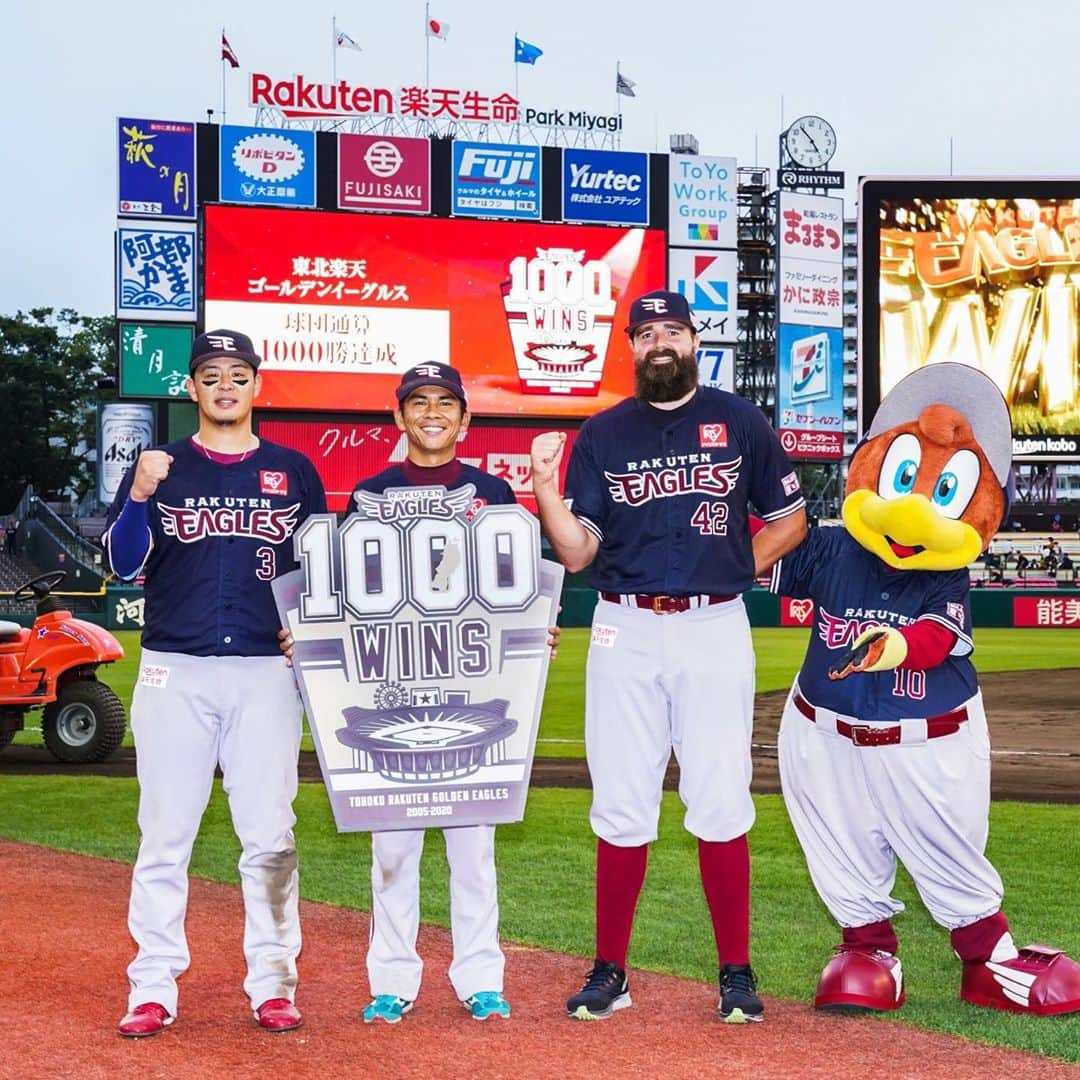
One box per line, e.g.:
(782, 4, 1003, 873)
(42, 680, 126, 764)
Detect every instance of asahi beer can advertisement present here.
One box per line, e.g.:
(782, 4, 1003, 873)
(99, 403, 155, 505)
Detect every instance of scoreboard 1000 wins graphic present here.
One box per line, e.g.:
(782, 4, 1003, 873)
(273, 485, 563, 832)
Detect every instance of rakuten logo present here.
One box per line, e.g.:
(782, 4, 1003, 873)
(567, 163, 642, 191)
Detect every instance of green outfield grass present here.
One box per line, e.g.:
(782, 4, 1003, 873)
(1, 775, 1077, 1062)
(10, 627, 1080, 759)
(532, 626, 1080, 756)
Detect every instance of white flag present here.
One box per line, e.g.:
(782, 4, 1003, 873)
(336, 30, 362, 52)
(426, 17, 449, 39)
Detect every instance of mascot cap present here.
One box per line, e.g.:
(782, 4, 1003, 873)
(868, 363, 1012, 487)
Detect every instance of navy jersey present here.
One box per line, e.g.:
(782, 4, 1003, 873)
(565, 387, 804, 595)
(350, 459, 516, 508)
(772, 526, 977, 720)
(104, 437, 326, 657)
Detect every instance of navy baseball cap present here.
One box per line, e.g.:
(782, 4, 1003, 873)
(625, 290, 696, 336)
(190, 329, 262, 374)
(395, 362, 467, 406)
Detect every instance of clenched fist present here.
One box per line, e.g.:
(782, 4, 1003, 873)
(130, 450, 174, 502)
(530, 432, 567, 490)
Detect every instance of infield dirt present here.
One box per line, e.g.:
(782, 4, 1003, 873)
(3, 839, 1078, 1080)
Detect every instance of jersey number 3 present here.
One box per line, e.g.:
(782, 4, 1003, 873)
(690, 500, 728, 536)
(256, 546, 276, 581)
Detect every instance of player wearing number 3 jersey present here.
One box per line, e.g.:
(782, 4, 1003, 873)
(532, 291, 807, 1023)
(103, 330, 326, 1038)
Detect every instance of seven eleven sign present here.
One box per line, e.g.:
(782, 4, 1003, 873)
(669, 249, 737, 314)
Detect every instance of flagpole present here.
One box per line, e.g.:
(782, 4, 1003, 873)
(615, 60, 622, 148)
(332, 14, 337, 83)
(221, 26, 227, 124)
(425, 2, 432, 135)
(513, 32, 520, 141)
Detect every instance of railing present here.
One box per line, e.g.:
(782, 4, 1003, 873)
(26, 493, 105, 573)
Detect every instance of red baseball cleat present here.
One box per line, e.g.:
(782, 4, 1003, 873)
(117, 1002, 172, 1038)
(814, 946, 905, 1012)
(961, 945, 1080, 1016)
(256, 997, 303, 1032)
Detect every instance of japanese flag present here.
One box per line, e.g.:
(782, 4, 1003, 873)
(426, 17, 449, 39)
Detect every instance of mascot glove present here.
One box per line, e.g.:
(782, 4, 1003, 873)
(830, 625, 908, 680)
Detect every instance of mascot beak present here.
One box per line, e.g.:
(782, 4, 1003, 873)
(843, 490, 985, 571)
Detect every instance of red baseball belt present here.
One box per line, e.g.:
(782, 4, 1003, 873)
(793, 691, 967, 747)
(600, 592, 737, 614)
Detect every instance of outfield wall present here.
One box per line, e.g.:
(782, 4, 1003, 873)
(559, 583, 1080, 629)
(4, 585, 1075, 632)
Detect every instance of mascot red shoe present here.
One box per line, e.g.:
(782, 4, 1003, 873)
(769, 362, 1080, 1016)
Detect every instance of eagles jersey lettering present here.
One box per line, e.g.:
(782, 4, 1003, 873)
(772, 527, 977, 720)
(350, 459, 516, 509)
(104, 438, 326, 656)
(565, 388, 804, 595)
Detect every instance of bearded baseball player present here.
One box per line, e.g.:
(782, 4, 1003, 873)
(103, 329, 326, 1037)
(531, 290, 807, 1023)
(769, 363, 1080, 1016)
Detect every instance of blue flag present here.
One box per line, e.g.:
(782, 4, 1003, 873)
(514, 35, 543, 64)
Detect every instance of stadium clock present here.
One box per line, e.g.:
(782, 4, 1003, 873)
(784, 116, 837, 169)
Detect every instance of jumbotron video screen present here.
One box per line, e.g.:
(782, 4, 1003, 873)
(860, 180, 1080, 453)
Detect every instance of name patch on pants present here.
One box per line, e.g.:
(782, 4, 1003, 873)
(591, 623, 618, 648)
(139, 664, 170, 689)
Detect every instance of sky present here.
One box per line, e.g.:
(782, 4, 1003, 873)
(4, 0, 1080, 317)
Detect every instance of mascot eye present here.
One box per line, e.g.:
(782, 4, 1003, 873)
(877, 433, 922, 500)
(931, 449, 980, 519)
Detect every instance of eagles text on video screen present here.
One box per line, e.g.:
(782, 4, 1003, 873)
(859, 178, 1080, 461)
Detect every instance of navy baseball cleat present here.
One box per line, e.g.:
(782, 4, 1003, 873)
(718, 963, 765, 1023)
(567, 960, 631, 1020)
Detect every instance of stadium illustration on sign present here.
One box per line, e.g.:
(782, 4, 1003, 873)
(337, 691, 518, 783)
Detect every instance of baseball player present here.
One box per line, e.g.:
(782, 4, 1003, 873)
(340, 363, 523, 1024)
(769, 363, 1080, 1015)
(103, 330, 326, 1038)
(530, 290, 807, 1023)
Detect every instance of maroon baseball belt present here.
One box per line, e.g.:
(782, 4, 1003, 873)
(793, 691, 967, 747)
(600, 592, 737, 614)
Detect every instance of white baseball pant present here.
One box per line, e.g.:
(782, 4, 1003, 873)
(366, 824, 504, 1001)
(778, 685, 1004, 931)
(585, 597, 757, 847)
(126, 649, 304, 1016)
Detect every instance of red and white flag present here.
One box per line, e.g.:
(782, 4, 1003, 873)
(221, 32, 239, 68)
(426, 16, 449, 39)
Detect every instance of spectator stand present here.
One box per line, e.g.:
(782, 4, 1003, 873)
(971, 532, 1079, 588)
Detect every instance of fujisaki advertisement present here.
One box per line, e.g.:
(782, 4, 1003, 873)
(203, 204, 666, 417)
